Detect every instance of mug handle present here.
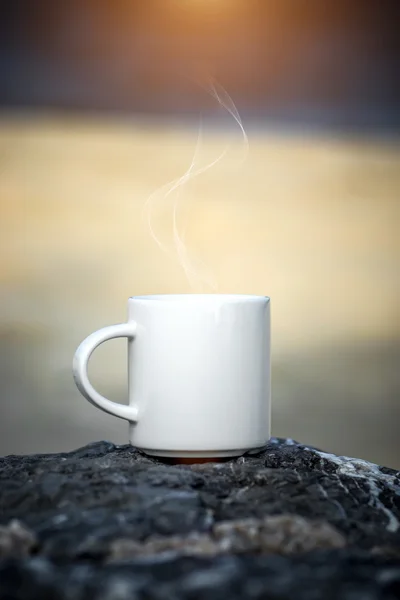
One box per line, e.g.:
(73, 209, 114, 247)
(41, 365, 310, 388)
(73, 322, 138, 422)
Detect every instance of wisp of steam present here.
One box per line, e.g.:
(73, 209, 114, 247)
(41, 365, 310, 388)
(142, 79, 249, 292)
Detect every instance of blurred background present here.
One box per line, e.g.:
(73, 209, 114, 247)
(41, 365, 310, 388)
(0, 0, 399, 466)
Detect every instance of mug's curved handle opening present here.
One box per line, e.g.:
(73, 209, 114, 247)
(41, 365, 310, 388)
(73, 322, 138, 422)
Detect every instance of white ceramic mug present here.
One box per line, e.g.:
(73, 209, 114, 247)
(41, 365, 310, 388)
(73, 294, 271, 458)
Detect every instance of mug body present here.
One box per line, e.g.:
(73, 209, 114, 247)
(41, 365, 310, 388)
(127, 294, 270, 457)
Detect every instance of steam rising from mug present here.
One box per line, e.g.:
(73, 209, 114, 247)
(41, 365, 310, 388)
(142, 79, 248, 291)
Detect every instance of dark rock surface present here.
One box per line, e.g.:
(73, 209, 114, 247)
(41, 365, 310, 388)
(0, 438, 399, 599)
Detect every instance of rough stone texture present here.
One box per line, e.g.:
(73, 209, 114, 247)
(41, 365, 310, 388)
(107, 514, 346, 562)
(0, 438, 399, 599)
(0, 521, 37, 559)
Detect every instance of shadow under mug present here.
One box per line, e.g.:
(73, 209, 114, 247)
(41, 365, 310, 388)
(73, 294, 271, 460)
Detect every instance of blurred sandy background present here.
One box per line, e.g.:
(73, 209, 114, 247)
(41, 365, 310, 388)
(0, 0, 399, 466)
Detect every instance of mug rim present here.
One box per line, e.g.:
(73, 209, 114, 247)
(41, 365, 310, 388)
(129, 294, 270, 302)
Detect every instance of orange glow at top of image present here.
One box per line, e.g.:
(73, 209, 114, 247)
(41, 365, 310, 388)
(171, 0, 245, 12)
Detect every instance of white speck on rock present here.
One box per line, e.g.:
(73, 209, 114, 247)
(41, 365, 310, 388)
(313, 450, 400, 533)
(52, 514, 68, 525)
(317, 484, 347, 520)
